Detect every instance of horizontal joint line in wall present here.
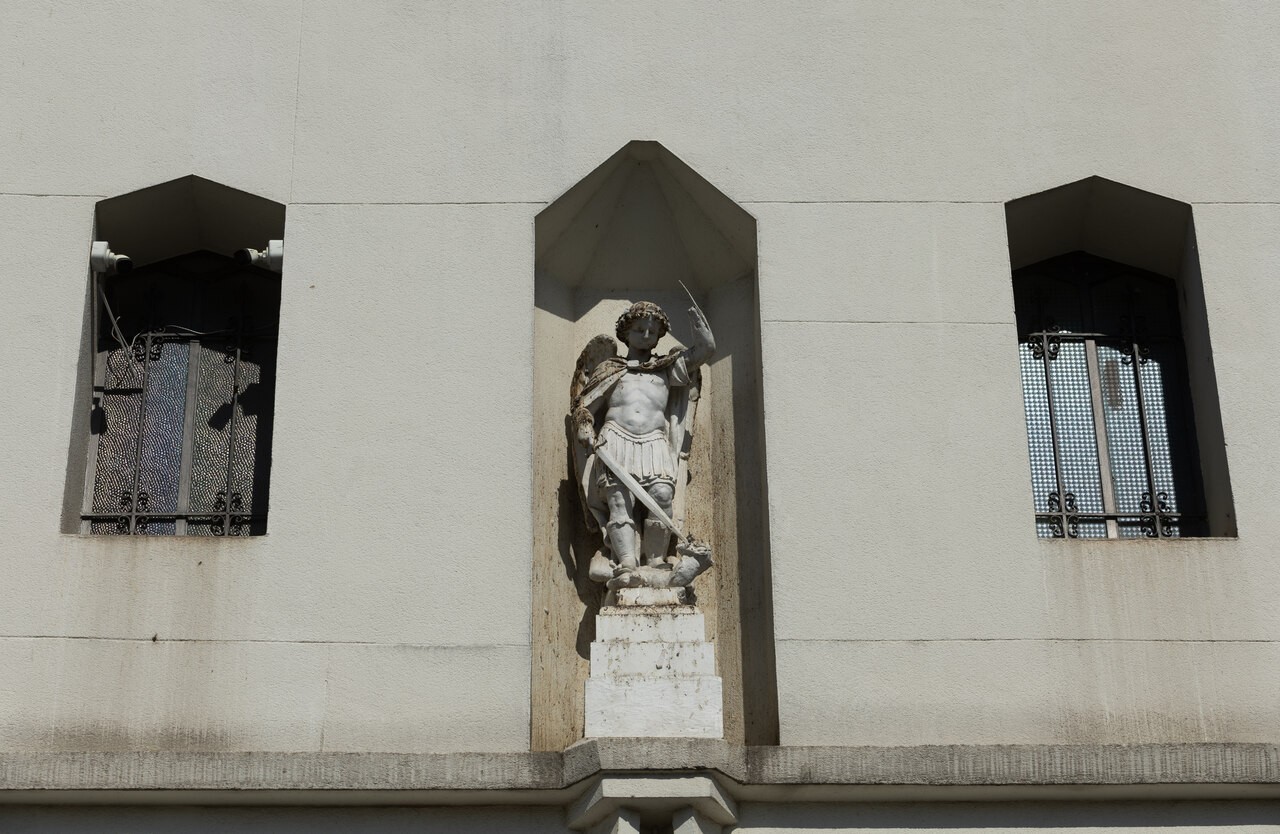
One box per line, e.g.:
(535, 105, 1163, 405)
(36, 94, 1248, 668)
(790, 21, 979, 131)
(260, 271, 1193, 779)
(0, 635, 529, 649)
(0, 192, 108, 199)
(778, 637, 1279, 644)
(765, 319, 1012, 326)
(289, 200, 548, 206)
(742, 199, 1005, 205)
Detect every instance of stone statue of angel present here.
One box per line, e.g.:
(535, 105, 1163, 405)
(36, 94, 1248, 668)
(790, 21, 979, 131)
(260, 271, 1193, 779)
(569, 292, 716, 592)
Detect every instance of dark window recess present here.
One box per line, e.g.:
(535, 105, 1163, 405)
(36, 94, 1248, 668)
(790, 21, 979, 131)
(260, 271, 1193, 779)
(1015, 252, 1207, 539)
(83, 251, 279, 535)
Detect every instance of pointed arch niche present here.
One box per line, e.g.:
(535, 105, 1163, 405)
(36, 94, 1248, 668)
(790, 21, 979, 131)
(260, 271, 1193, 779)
(532, 142, 778, 749)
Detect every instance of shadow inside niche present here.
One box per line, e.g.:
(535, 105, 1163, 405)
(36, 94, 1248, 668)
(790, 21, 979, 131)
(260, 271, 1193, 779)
(558, 473, 603, 661)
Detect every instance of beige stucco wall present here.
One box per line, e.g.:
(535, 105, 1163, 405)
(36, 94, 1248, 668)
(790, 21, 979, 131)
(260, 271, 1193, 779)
(2, 0, 1279, 755)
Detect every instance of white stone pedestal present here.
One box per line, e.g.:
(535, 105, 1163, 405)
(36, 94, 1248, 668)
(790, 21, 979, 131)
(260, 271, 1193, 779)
(584, 590, 723, 739)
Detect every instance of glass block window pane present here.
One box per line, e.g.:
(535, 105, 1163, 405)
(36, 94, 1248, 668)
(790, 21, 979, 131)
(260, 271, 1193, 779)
(189, 340, 237, 515)
(1138, 344, 1179, 507)
(1045, 340, 1104, 514)
(90, 353, 142, 516)
(134, 340, 190, 514)
(1096, 342, 1149, 515)
(1019, 342, 1056, 514)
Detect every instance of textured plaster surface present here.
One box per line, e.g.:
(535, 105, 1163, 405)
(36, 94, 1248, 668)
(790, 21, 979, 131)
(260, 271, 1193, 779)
(762, 319, 1037, 640)
(0, 639, 528, 754)
(0, 0, 301, 201)
(284, 2, 1280, 204)
(759, 202, 1280, 743)
(0, 196, 534, 752)
(755, 203, 1014, 325)
(776, 640, 1280, 747)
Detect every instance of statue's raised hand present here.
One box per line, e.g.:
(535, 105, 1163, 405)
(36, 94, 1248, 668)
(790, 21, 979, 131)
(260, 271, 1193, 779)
(684, 303, 716, 365)
(690, 305, 711, 336)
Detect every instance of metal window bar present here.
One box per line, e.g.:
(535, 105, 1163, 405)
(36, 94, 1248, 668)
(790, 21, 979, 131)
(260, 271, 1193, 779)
(82, 327, 264, 537)
(1027, 327, 1180, 539)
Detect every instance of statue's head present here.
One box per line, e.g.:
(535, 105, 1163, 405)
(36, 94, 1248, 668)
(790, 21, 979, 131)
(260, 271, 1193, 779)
(615, 301, 670, 346)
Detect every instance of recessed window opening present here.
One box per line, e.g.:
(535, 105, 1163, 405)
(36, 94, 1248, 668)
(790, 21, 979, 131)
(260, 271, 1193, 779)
(74, 176, 286, 536)
(1006, 177, 1234, 540)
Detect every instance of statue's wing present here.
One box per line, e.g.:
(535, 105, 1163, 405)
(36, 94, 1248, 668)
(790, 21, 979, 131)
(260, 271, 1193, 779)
(569, 334, 619, 537)
(570, 334, 618, 404)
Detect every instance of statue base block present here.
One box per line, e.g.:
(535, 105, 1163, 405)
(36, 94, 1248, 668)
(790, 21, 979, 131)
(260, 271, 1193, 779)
(584, 601, 723, 739)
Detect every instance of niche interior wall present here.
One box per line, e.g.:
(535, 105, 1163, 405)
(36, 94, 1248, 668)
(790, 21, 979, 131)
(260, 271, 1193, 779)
(531, 142, 778, 749)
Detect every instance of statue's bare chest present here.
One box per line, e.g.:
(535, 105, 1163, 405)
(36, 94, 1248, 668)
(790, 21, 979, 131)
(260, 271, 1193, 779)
(609, 370, 669, 405)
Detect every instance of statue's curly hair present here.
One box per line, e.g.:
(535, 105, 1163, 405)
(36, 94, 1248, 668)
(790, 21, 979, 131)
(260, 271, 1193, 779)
(615, 301, 671, 342)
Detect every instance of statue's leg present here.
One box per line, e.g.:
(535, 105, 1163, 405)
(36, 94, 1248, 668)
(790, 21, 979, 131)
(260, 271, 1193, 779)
(605, 485, 639, 570)
(640, 481, 675, 567)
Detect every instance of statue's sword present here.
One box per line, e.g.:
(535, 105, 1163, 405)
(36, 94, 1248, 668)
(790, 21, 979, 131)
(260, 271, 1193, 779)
(593, 444, 690, 543)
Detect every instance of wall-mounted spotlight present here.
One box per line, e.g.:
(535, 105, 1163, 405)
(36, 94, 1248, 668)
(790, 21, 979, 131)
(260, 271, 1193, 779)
(233, 240, 283, 273)
(89, 241, 133, 275)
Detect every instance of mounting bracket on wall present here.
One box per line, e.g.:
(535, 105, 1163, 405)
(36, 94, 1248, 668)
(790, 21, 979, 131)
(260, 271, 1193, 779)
(234, 240, 284, 273)
(89, 241, 133, 275)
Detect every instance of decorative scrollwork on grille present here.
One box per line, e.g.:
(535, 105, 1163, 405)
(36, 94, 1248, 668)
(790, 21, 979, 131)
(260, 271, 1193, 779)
(1030, 334, 1061, 361)
(1046, 491, 1077, 513)
(1139, 491, 1170, 514)
(1118, 316, 1152, 365)
(222, 338, 240, 364)
(1119, 341, 1151, 366)
(211, 491, 246, 536)
(213, 490, 244, 513)
(131, 338, 163, 362)
(119, 490, 150, 512)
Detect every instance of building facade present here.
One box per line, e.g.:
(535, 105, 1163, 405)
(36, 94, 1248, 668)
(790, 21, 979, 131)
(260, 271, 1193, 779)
(1, 1, 1277, 830)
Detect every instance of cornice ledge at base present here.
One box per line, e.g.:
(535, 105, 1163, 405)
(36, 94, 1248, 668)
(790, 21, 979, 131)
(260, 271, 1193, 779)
(748, 743, 1280, 786)
(0, 743, 1276, 804)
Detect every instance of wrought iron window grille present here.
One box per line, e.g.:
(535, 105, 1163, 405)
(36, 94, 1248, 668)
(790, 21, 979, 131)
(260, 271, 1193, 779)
(1016, 253, 1207, 540)
(81, 252, 279, 536)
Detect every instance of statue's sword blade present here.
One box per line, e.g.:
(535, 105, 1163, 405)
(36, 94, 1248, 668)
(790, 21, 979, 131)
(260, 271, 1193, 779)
(593, 444, 688, 542)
